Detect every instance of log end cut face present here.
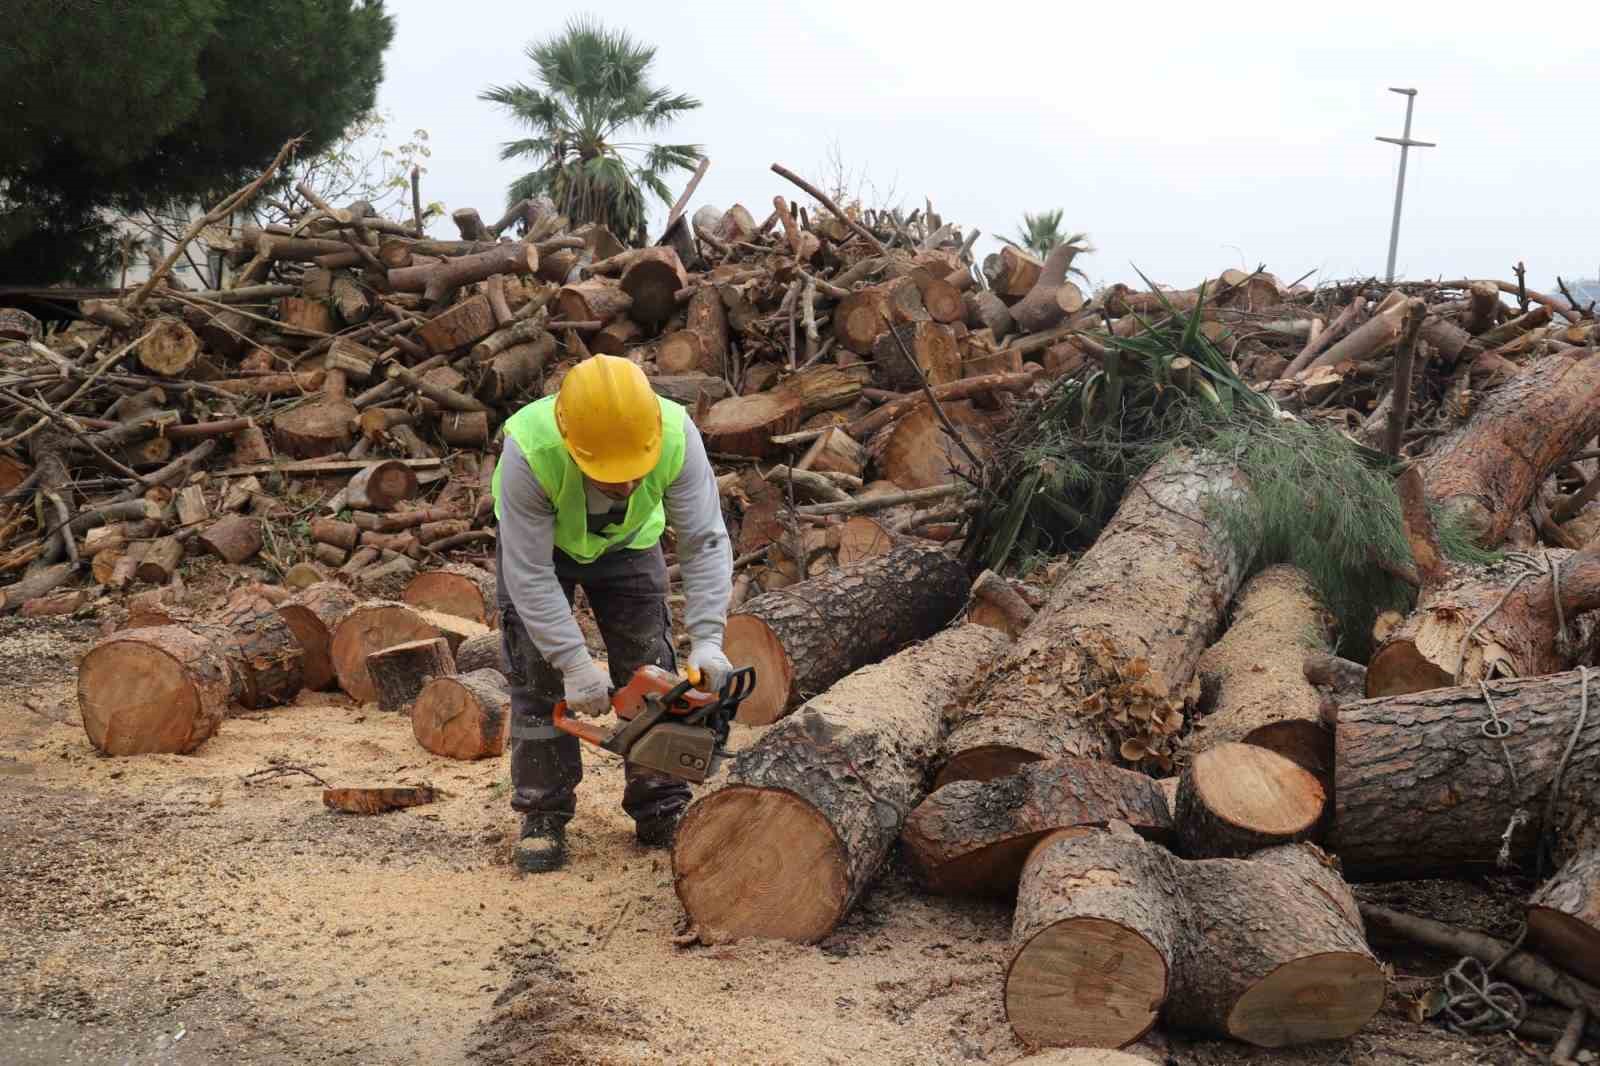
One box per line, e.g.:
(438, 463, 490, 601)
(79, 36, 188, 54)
(1192, 743, 1324, 839)
(723, 615, 794, 725)
(1365, 639, 1456, 698)
(1226, 951, 1385, 1047)
(402, 571, 491, 626)
(673, 786, 848, 944)
(275, 605, 335, 691)
(933, 746, 1044, 790)
(79, 635, 212, 755)
(1004, 916, 1167, 1049)
(1526, 907, 1600, 987)
(412, 675, 509, 760)
(331, 605, 442, 704)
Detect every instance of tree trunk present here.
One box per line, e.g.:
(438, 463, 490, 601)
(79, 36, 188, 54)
(1165, 845, 1385, 1046)
(327, 601, 443, 704)
(591, 316, 641, 355)
(346, 460, 419, 511)
(1010, 243, 1084, 334)
(273, 369, 354, 459)
(310, 517, 360, 551)
(212, 588, 304, 709)
(78, 626, 238, 755)
(984, 247, 1043, 301)
(696, 390, 807, 458)
(1006, 827, 1180, 1049)
(477, 339, 551, 404)
(1329, 669, 1600, 878)
(965, 290, 1014, 340)
(556, 278, 631, 325)
(833, 277, 926, 354)
(137, 318, 201, 377)
(387, 243, 537, 304)
(657, 286, 728, 376)
(415, 293, 497, 354)
(902, 756, 1173, 898)
(198, 515, 262, 564)
(1301, 293, 1410, 374)
(1367, 545, 1600, 697)
(453, 632, 507, 675)
(620, 247, 688, 328)
(401, 565, 496, 627)
(134, 536, 184, 584)
(365, 636, 455, 713)
(722, 543, 969, 724)
(412, 668, 510, 759)
(1188, 565, 1333, 778)
(797, 427, 865, 478)
(673, 624, 1006, 944)
(871, 321, 961, 390)
(1422, 352, 1600, 546)
(941, 451, 1249, 783)
(1173, 742, 1326, 858)
(867, 400, 989, 490)
(1530, 837, 1600, 986)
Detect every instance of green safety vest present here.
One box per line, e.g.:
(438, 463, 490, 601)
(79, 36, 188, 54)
(492, 394, 687, 563)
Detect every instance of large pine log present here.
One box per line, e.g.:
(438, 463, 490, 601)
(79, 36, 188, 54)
(412, 668, 510, 760)
(401, 565, 496, 627)
(901, 756, 1173, 897)
(941, 451, 1249, 783)
(328, 601, 443, 704)
(556, 278, 631, 325)
(1530, 839, 1600, 987)
(1006, 827, 1180, 1049)
(984, 247, 1043, 301)
(1422, 352, 1600, 546)
(213, 588, 304, 709)
(365, 636, 454, 713)
(1367, 544, 1600, 697)
(198, 515, 263, 564)
(1188, 566, 1333, 778)
(1329, 669, 1600, 878)
(722, 544, 969, 724)
(346, 460, 419, 512)
(387, 242, 537, 304)
(78, 626, 238, 755)
(674, 624, 1006, 944)
(1173, 742, 1326, 858)
(1165, 845, 1385, 1046)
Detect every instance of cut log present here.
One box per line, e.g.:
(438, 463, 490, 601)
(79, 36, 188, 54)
(658, 286, 729, 376)
(968, 568, 1038, 638)
(1173, 743, 1326, 858)
(310, 517, 360, 551)
(1530, 840, 1600, 986)
(412, 668, 510, 760)
(648, 373, 731, 407)
(1367, 544, 1600, 697)
(322, 786, 437, 815)
(213, 588, 304, 709)
(453, 632, 507, 675)
(134, 536, 184, 584)
(439, 410, 492, 448)
(415, 293, 496, 354)
(1166, 844, 1384, 1046)
(1011, 243, 1086, 334)
(388, 243, 537, 304)
(273, 369, 354, 459)
(902, 756, 1173, 898)
(556, 278, 631, 325)
(1006, 827, 1179, 1049)
(274, 582, 359, 690)
(984, 247, 1044, 302)
(1330, 669, 1600, 878)
(674, 624, 1008, 944)
(868, 401, 989, 490)
(479, 336, 554, 404)
(1189, 565, 1333, 777)
(722, 543, 969, 724)
(620, 247, 688, 328)
(174, 484, 208, 527)
(231, 423, 273, 465)
(365, 636, 455, 713)
(796, 427, 865, 479)
(215, 371, 326, 398)
(833, 277, 925, 354)
(697, 390, 806, 459)
(198, 515, 262, 564)
(1301, 293, 1410, 374)
(871, 321, 961, 390)
(137, 318, 201, 377)
(591, 317, 641, 356)
(78, 626, 238, 755)
(965, 290, 1014, 340)
(1422, 352, 1600, 546)
(328, 601, 443, 705)
(323, 336, 380, 380)
(941, 451, 1248, 783)
(346, 460, 419, 512)
(401, 565, 496, 627)
(834, 515, 896, 566)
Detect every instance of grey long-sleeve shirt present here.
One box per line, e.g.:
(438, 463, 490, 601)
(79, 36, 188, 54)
(496, 417, 733, 675)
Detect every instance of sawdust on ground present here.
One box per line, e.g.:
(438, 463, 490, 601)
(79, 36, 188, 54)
(0, 613, 1546, 1065)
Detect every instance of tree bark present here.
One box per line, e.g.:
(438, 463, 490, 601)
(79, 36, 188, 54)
(1010, 242, 1085, 334)
(556, 278, 631, 325)
(1006, 827, 1180, 1049)
(674, 624, 1006, 944)
(209, 588, 304, 709)
(387, 242, 537, 305)
(1530, 838, 1600, 987)
(453, 632, 507, 675)
(657, 286, 728, 376)
(833, 277, 925, 355)
(415, 293, 497, 354)
(1173, 742, 1326, 858)
(871, 321, 961, 390)
(1301, 292, 1409, 374)
(941, 451, 1249, 783)
(310, 518, 360, 551)
(412, 668, 510, 760)
(327, 601, 443, 704)
(722, 543, 969, 724)
(346, 460, 419, 512)
(78, 625, 238, 755)
(902, 756, 1172, 898)
(1422, 352, 1600, 546)
(1165, 844, 1385, 1046)
(620, 246, 688, 328)
(1188, 565, 1333, 778)
(365, 636, 455, 713)
(401, 564, 496, 627)
(1329, 669, 1600, 878)
(198, 515, 262, 564)
(965, 290, 1014, 341)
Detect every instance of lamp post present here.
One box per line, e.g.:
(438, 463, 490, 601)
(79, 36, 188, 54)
(1376, 88, 1436, 284)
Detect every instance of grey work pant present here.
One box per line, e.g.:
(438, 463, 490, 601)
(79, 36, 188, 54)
(496, 541, 690, 825)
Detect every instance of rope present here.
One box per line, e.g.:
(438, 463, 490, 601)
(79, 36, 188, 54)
(1439, 927, 1530, 1036)
(1453, 552, 1546, 685)
(1478, 680, 1531, 870)
(1539, 665, 1591, 876)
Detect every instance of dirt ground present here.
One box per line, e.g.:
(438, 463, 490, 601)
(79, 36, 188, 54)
(0, 611, 1562, 1066)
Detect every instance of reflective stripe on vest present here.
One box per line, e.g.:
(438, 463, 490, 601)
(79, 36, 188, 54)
(492, 394, 686, 564)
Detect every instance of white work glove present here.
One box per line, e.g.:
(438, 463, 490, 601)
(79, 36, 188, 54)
(562, 660, 612, 717)
(687, 642, 735, 693)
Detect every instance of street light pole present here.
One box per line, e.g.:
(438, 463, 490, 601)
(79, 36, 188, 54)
(1376, 88, 1436, 284)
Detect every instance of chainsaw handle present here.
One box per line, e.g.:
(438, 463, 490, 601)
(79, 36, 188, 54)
(552, 699, 609, 745)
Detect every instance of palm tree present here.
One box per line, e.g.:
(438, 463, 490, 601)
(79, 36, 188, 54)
(1013, 209, 1088, 258)
(481, 18, 702, 246)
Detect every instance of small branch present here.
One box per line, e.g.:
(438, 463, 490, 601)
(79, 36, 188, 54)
(411, 165, 425, 237)
(770, 163, 887, 255)
(796, 482, 967, 517)
(659, 156, 711, 241)
(1382, 299, 1427, 457)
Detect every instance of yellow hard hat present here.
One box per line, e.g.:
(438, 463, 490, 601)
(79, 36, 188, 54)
(555, 355, 662, 482)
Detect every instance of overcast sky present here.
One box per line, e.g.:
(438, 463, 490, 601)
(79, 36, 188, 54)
(376, 0, 1599, 292)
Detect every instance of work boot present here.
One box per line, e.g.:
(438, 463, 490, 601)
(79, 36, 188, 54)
(634, 807, 683, 849)
(513, 813, 568, 873)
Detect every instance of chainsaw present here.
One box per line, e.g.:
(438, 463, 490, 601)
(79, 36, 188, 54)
(552, 664, 755, 784)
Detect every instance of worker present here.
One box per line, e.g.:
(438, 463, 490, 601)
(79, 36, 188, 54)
(493, 355, 734, 873)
